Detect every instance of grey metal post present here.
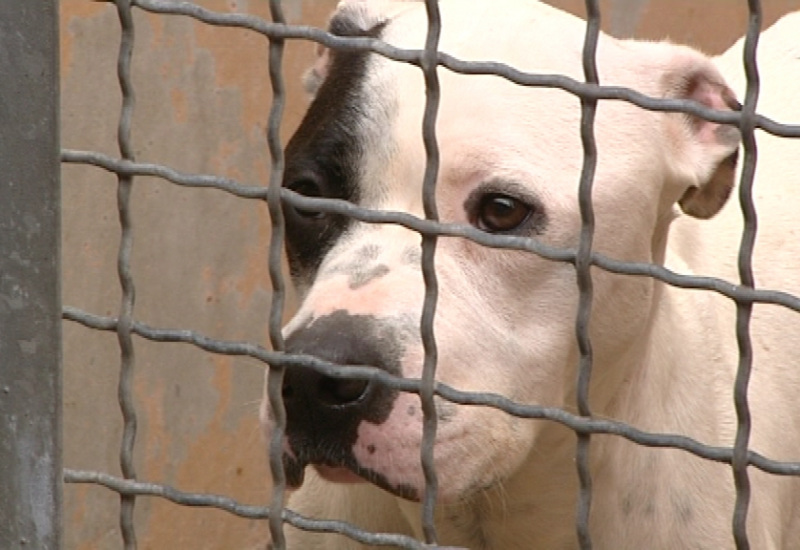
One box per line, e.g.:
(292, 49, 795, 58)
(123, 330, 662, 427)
(0, 1, 62, 549)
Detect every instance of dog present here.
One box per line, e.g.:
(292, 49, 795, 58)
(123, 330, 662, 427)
(260, 1, 800, 547)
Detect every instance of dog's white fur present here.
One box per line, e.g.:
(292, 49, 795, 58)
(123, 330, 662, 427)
(263, 1, 800, 547)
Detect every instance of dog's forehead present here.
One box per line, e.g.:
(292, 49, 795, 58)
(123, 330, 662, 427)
(286, 0, 670, 227)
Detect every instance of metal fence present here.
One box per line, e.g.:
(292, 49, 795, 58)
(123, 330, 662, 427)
(4, 0, 800, 548)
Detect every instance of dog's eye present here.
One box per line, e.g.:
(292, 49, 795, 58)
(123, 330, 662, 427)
(474, 193, 532, 233)
(286, 179, 325, 219)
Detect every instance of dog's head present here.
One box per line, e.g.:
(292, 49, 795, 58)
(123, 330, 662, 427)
(261, 0, 740, 503)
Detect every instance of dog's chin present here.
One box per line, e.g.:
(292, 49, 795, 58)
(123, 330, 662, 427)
(283, 455, 308, 489)
(284, 453, 423, 502)
(283, 455, 366, 489)
(314, 464, 367, 484)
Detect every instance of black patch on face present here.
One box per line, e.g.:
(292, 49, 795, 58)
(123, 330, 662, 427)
(281, 310, 412, 493)
(323, 243, 390, 288)
(349, 264, 390, 289)
(436, 399, 457, 422)
(401, 245, 422, 269)
(284, 453, 419, 502)
(282, 17, 387, 286)
(354, 243, 380, 262)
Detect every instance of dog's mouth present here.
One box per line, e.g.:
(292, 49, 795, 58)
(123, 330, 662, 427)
(283, 455, 363, 486)
(283, 452, 420, 501)
(283, 453, 308, 488)
(315, 464, 367, 483)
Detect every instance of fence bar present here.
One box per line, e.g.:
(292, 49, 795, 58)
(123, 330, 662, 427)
(110, 1, 140, 548)
(0, 1, 62, 549)
(265, 0, 289, 547)
(731, 2, 763, 548)
(574, 1, 601, 547)
(419, 0, 443, 543)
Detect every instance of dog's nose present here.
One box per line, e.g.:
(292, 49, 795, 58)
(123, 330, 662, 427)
(282, 312, 383, 409)
(281, 359, 370, 409)
(279, 311, 401, 456)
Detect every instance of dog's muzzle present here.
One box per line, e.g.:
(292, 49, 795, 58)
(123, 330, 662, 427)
(278, 310, 404, 489)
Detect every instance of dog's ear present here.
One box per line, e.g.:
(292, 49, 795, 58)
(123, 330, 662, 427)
(302, 41, 332, 97)
(302, 1, 378, 98)
(661, 51, 741, 219)
(303, 0, 423, 97)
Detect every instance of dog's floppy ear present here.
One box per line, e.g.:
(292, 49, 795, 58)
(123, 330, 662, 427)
(302, 42, 332, 97)
(661, 50, 742, 219)
(303, 0, 422, 97)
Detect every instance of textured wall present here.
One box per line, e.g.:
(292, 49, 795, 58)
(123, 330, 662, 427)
(61, 1, 335, 548)
(60, 1, 799, 548)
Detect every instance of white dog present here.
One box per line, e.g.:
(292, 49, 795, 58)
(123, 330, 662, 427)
(261, 1, 800, 548)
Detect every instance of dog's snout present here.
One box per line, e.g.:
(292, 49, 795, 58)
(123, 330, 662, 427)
(282, 366, 370, 409)
(318, 376, 370, 406)
(282, 311, 386, 410)
(279, 310, 403, 464)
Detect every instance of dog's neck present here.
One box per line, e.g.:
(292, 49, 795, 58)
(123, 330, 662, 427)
(606, 276, 737, 439)
(397, 278, 738, 549)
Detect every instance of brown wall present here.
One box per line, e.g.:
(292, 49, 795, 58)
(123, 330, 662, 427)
(60, 1, 799, 548)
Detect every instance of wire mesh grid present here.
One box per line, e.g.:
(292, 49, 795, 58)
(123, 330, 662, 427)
(60, 0, 800, 549)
